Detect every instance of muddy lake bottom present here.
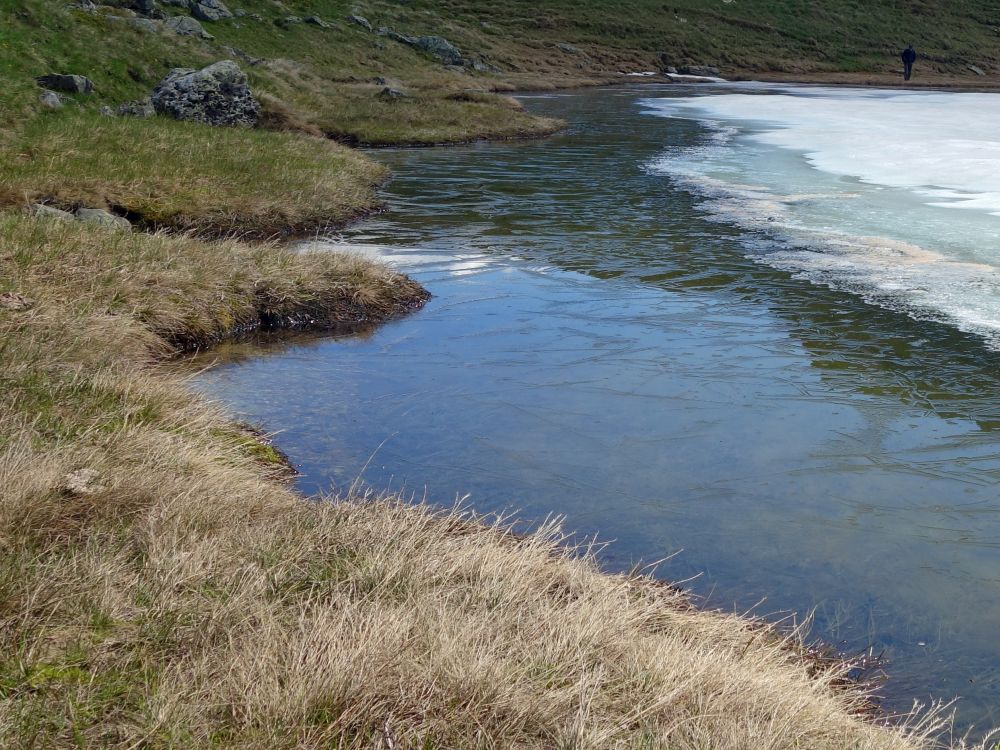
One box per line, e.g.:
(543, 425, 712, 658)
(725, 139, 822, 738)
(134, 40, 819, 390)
(194, 85, 1000, 734)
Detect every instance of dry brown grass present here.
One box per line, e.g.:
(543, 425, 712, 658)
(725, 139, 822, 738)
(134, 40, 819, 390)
(0, 213, 972, 748)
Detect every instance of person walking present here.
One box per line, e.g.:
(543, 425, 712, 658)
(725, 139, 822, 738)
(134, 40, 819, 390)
(901, 43, 916, 81)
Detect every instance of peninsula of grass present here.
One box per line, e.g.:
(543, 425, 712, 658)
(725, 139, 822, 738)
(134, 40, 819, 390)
(0, 213, 953, 748)
(0, 113, 388, 238)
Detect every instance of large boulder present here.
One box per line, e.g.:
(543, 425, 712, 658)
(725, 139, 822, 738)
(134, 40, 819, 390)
(150, 60, 260, 127)
(165, 15, 213, 38)
(190, 0, 232, 21)
(35, 74, 94, 94)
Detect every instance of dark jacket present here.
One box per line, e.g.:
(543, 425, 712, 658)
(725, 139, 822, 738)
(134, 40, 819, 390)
(902, 47, 916, 64)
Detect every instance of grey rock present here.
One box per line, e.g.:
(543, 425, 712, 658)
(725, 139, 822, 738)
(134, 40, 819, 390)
(35, 74, 94, 94)
(74, 0, 98, 10)
(556, 42, 581, 54)
(233, 7, 245, 15)
(377, 86, 408, 100)
(151, 60, 260, 127)
(165, 14, 213, 38)
(28, 203, 74, 221)
(304, 15, 330, 27)
(665, 66, 678, 74)
(62, 468, 104, 495)
(117, 97, 156, 117)
(160, 0, 187, 5)
(470, 58, 499, 73)
(75, 208, 132, 230)
(222, 46, 264, 65)
(347, 13, 371, 30)
(129, 0, 157, 13)
(968, 64, 986, 76)
(248, 12, 262, 20)
(100, 104, 115, 117)
(678, 64, 720, 77)
(409, 35, 463, 65)
(38, 89, 63, 109)
(190, 0, 232, 21)
(119, 16, 162, 31)
(276, 15, 302, 26)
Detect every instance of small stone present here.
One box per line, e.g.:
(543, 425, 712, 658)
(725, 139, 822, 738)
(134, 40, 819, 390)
(968, 64, 986, 76)
(117, 97, 155, 117)
(75, 208, 132, 230)
(346, 13, 371, 30)
(556, 42, 581, 54)
(233, 7, 245, 15)
(377, 86, 408, 100)
(63, 468, 103, 495)
(35, 74, 94, 94)
(100, 104, 115, 117)
(28, 203, 75, 221)
(678, 64, 720, 77)
(276, 15, 302, 26)
(38, 89, 63, 109)
(0, 292, 35, 311)
(304, 15, 330, 27)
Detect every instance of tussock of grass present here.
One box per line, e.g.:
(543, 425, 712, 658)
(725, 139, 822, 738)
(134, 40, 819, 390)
(0, 214, 964, 747)
(0, 112, 388, 237)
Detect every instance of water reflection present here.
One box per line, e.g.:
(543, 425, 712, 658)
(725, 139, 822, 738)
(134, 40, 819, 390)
(194, 86, 1000, 733)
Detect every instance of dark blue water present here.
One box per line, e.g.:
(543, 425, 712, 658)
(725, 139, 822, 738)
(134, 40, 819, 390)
(194, 86, 1000, 733)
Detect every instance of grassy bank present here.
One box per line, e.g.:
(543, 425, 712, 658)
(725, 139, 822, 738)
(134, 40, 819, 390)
(0, 215, 954, 748)
(3, 0, 999, 746)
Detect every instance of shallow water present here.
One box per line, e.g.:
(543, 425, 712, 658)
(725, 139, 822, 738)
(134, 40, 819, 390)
(195, 85, 1000, 733)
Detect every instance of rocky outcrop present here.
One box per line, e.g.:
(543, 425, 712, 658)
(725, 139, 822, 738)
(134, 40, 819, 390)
(410, 35, 464, 65)
(190, 0, 232, 21)
(35, 74, 94, 94)
(150, 60, 260, 127)
(165, 15, 213, 38)
(376, 29, 466, 66)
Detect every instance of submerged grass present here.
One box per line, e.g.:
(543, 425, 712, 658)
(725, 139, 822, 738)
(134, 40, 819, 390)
(0, 214, 973, 748)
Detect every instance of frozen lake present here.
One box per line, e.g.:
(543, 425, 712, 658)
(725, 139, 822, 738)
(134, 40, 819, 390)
(194, 85, 1000, 734)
